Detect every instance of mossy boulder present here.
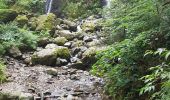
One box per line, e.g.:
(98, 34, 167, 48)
(82, 21, 95, 32)
(0, 9, 17, 23)
(28, 17, 38, 30)
(36, 13, 59, 31)
(54, 37, 68, 46)
(16, 15, 28, 26)
(81, 47, 97, 67)
(31, 46, 70, 66)
(54, 47, 71, 59)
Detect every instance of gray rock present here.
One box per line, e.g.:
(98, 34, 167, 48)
(55, 30, 75, 40)
(71, 47, 81, 55)
(64, 42, 72, 48)
(31, 46, 70, 66)
(56, 58, 68, 66)
(83, 36, 93, 42)
(46, 68, 58, 76)
(45, 43, 58, 49)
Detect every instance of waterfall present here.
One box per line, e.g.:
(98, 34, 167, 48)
(103, 0, 112, 18)
(106, 0, 111, 8)
(45, 0, 53, 14)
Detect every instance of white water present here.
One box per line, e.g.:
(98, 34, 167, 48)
(46, 0, 53, 14)
(106, 0, 111, 8)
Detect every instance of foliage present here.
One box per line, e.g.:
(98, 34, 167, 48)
(140, 49, 170, 100)
(92, 0, 170, 99)
(62, 0, 101, 19)
(0, 22, 38, 55)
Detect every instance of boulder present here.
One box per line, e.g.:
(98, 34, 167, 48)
(0, 9, 17, 23)
(54, 37, 68, 46)
(15, 15, 28, 26)
(31, 48, 57, 66)
(31, 46, 70, 66)
(62, 19, 77, 32)
(81, 47, 97, 67)
(55, 30, 75, 40)
(36, 13, 59, 31)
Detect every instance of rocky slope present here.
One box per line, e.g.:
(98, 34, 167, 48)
(0, 14, 109, 100)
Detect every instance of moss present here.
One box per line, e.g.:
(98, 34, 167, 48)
(36, 13, 58, 31)
(54, 47, 70, 59)
(0, 9, 17, 23)
(82, 21, 95, 32)
(0, 60, 6, 83)
(16, 15, 28, 26)
(54, 37, 68, 46)
(28, 17, 37, 30)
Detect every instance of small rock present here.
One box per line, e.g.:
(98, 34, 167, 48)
(46, 68, 58, 76)
(83, 36, 93, 42)
(64, 42, 72, 48)
(56, 58, 68, 66)
(71, 47, 81, 55)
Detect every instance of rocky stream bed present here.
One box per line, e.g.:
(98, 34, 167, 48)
(0, 15, 110, 100)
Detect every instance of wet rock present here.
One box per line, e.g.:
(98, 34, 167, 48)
(54, 37, 68, 46)
(70, 57, 79, 63)
(64, 42, 72, 48)
(71, 47, 81, 55)
(55, 30, 75, 40)
(80, 46, 88, 53)
(46, 68, 58, 76)
(56, 58, 68, 66)
(83, 36, 93, 42)
(8, 46, 22, 58)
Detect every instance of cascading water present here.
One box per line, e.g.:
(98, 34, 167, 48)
(45, 0, 53, 14)
(104, 0, 112, 18)
(105, 0, 111, 8)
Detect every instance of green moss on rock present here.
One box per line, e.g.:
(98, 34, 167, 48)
(54, 47, 70, 59)
(16, 15, 28, 26)
(54, 37, 68, 46)
(0, 9, 17, 23)
(36, 13, 58, 31)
